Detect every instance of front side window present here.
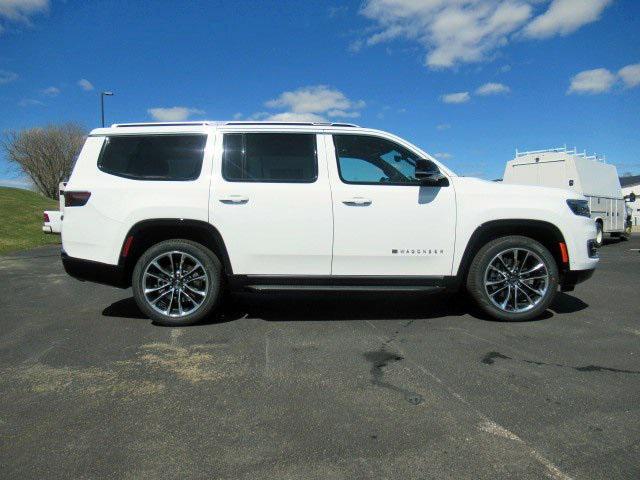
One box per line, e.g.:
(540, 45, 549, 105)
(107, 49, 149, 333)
(222, 133, 317, 183)
(98, 134, 206, 181)
(334, 134, 422, 185)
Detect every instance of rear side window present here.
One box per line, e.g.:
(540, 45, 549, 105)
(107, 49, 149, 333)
(222, 133, 317, 183)
(98, 134, 207, 181)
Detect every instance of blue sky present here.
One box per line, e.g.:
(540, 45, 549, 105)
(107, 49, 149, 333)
(1, 0, 639, 186)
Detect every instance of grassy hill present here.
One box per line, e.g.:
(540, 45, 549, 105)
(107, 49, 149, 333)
(0, 187, 60, 255)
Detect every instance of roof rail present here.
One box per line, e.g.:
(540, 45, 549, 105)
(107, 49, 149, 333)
(111, 121, 360, 128)
(223, 121, 359, 127)
(112, 121, 212, 127)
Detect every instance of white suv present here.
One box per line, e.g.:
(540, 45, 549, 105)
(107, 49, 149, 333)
(61, 121, 598, 325)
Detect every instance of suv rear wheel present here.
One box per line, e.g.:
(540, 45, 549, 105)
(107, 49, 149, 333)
(466, 236, 559, 321)
(132, 239, 222, 326)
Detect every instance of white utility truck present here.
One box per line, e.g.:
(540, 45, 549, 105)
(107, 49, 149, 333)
(503, 147, 630, 246)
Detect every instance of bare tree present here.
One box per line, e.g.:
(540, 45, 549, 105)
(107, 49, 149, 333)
(1, 123, 86, 199)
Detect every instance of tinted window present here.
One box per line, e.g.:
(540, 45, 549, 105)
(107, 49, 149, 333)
(98, 134, 206, 181)
(223, 133, 317, 183)
(334, 134, 421, 185)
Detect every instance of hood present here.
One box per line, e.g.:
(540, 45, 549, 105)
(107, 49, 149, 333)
(452, 176, 583, 201)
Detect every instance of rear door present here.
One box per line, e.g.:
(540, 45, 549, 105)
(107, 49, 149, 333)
(210, 130, 333, 275)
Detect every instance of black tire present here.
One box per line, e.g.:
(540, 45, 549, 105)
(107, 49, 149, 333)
(132, 239, 223, 326)
(466, 235, 559, 322)
(595, 221, 604, 248)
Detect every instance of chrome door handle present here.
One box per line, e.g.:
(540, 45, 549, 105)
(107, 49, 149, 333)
(342, 197, 372, 206)
(219, 195, 249, 204)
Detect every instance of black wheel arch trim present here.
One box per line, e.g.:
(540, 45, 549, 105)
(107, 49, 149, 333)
(453, 219, 567, 289)
(118, 219, 233, 281)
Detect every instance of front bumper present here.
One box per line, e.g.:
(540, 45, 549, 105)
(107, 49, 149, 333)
(61, 251, 128, 288)
(560, 268, 595, 292)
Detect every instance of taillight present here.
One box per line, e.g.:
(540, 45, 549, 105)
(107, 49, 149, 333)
(65, 191, 91, 207)
(43, 212, 50, 222)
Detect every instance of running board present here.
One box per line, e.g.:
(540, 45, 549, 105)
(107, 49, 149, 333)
(244, 285, 445, 293)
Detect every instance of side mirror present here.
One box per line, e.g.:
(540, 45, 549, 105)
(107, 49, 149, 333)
(415, 158, 449, 186)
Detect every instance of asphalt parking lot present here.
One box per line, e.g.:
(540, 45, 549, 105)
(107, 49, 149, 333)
(1, 236, 639, 479)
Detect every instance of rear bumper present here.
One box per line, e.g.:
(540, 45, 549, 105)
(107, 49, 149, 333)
(560, 268, 595, 292)
(61, 251, 128, 288)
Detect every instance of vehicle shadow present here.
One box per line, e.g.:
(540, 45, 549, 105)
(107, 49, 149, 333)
(102, 291, 589, 326)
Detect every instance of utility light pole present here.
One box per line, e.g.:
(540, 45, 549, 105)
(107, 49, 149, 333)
(100, 91, 114, 127)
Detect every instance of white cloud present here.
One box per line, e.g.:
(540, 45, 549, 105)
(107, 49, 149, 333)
(436, 123, 451, 131)
(356, 0, 611, 69)
(360, 0, 532, 69)
(147, 107, 205, 121)
(618, 63, 640, 89)
(441, 92, 470, 104)
(232, 112, 243, 120)
(0, 0, 48, 29)
(77, 78, 94, 91)
(0, 69, 18, 84)
(18, 98, 44, 107)
(567, 68, 616, 94)
(261, 85, 365, 121)
(434, 152, 453, 160)
(476, 82, 510, 95)
(41, 86, 59, 96)
(523, 0, 612, 39)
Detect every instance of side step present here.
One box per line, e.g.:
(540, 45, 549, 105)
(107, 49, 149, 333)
(244, 285, 444, 293)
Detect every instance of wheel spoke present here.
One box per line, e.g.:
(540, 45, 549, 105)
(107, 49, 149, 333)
(518, 251, 530, 273)
(168, 253, 175, 276)
(164, 289, 175, 315)
(486, 278, 507, 286)
(177, 290, 183, 315)
(151, 261, 172, 278)
(500, 285, 512, 309)
(145, 284, 168, 294)
(521, 274, 548, 282)
(489, 265, 508, 278)
(151, 288, 172, 305)
(181, 289, 198, 306)
(516, 284, 534, 305)
(145, 271, 170, 282)
(520, 263, 544, 276)
(520, 281, 544, 297)
(185, 284, 206, 296)
(185, 274, 206, 284)
(489, 284, 508, 297)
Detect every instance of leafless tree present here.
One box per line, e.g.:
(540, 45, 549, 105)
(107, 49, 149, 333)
(1, 123, 87, 199)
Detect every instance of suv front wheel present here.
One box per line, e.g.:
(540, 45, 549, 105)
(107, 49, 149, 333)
(466, 236, 559, 321)
(132, 239, 222, 326)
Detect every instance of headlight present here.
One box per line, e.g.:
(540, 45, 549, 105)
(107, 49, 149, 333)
(566, 199, 590, 217)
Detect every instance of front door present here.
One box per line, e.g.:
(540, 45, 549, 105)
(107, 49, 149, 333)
(210, 131, 333, 275)
(326, 133, 456, 277)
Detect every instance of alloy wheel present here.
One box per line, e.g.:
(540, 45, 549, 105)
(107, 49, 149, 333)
(483, 248, 549, 313)
(142, 250, 209, 317)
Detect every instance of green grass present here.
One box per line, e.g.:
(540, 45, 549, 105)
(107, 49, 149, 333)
(0, 186, 61, 255)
